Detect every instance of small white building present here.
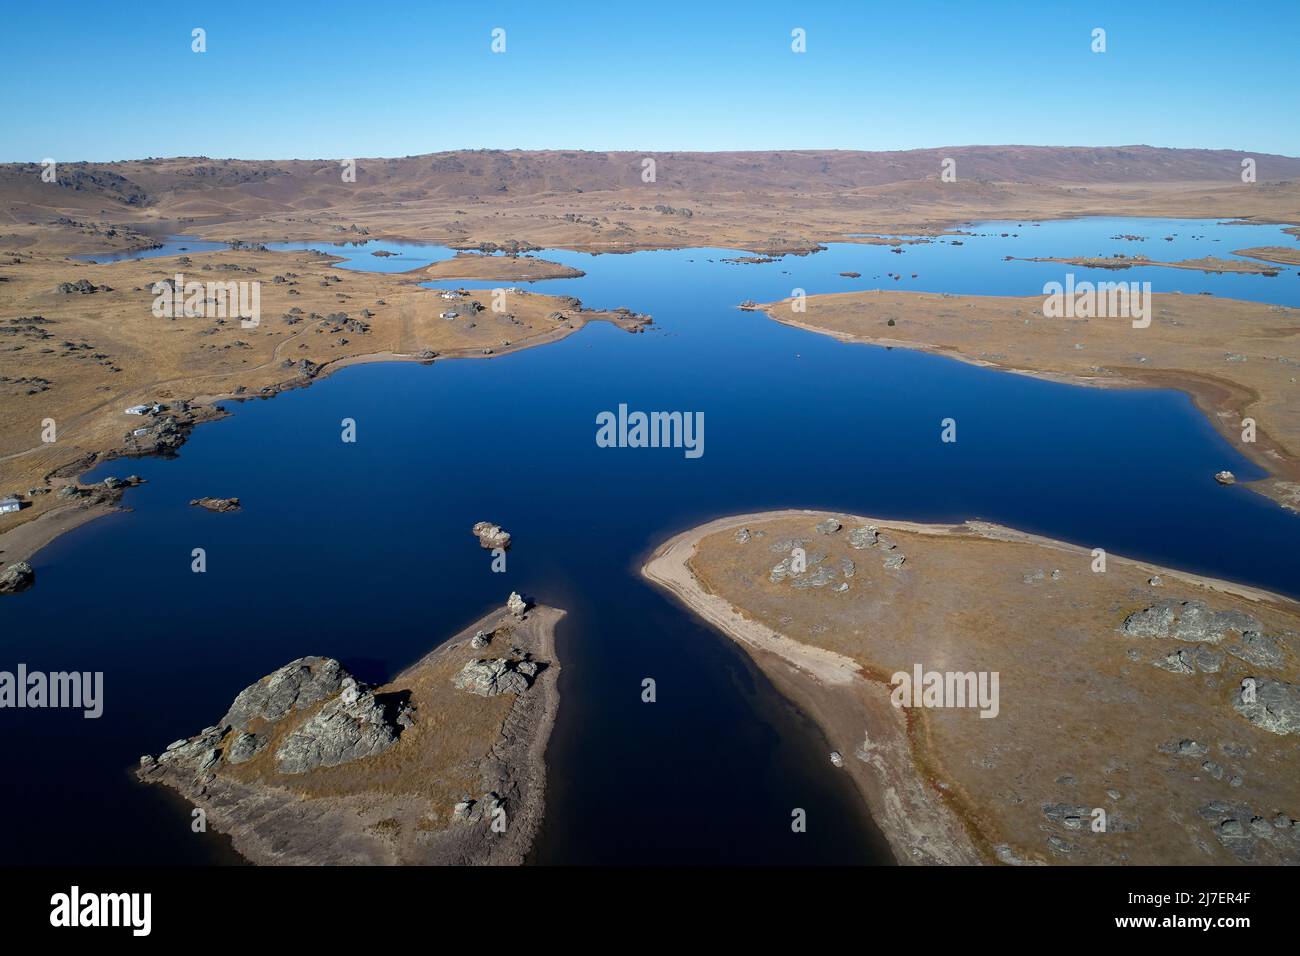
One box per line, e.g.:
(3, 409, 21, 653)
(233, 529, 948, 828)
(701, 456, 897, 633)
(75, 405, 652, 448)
(440, 311, 458, 320)
(0, 497, 21, 514)
(125, 404, 151, 416)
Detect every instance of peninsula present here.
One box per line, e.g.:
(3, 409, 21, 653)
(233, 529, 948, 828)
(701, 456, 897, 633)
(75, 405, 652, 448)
(645, 511, 1300, 865)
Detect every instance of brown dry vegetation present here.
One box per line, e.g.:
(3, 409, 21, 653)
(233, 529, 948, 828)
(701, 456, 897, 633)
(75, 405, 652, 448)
(3, 145, 1299, 560)
(656, 511, 1300, 865)
(423, 251, 584, 281)
(0, 245, 645, 561)
(1236, 245, 1300, 267)
(4, 147, 1300, 258)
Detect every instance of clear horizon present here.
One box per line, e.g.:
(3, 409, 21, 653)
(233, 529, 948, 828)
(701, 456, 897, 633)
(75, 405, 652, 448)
(6, 143, 1300, 166)
(3, 0, 1298, 163)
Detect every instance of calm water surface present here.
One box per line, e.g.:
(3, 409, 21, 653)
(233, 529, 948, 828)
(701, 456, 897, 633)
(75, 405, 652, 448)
(4, 218, 1298, 864)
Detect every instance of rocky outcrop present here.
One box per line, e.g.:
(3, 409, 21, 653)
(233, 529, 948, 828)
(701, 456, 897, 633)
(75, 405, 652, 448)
(451, 791, 506, 825)
(472, 521, 511, 550)
(453, 658, 539, 697)
(1226, 631, 1288, 669)
(0, 561, 35, 595)
(226, 731, 266, 765)
(1197, 800, 1299, 862)
(221, 656, 345, 731)
(846, 524, 907, 569)
(139, 657, 402, 779)
(507, 591, 528, 618)
(848, 526, 878, 549)
(1233, 678, 1300, 735)
(1152, 644, 1223, 674)
(1120, 599, 1260, 644)
(190, 496, 240, 512)
(58, 278, 109, 294)
(274, 677, 399, 773)
(134, 601, 562, 866)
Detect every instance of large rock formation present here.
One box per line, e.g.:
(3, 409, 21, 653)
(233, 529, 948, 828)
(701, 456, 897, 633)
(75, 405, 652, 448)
(221, 656, 345, 730)
(453, 658, 538, 697)
(274, 677, 399, 773)
(140, 657, 402, 778)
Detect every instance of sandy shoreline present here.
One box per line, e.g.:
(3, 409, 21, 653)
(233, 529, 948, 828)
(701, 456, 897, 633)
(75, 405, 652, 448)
(643, 511, 983, 864)
(0, 498, 120, 567)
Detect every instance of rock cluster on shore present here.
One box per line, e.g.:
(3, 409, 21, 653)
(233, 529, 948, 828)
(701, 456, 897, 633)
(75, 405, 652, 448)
(846, 523, 907, 568)
(752, 518, 907, 593)
(1118, 598, 1298, 736)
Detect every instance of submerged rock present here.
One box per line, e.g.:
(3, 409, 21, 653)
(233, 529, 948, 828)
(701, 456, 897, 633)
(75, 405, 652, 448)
(190, 496, 241, 512)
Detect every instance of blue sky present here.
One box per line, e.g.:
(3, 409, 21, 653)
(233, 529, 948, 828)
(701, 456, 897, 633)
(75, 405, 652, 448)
(2, 0, 1297, 161)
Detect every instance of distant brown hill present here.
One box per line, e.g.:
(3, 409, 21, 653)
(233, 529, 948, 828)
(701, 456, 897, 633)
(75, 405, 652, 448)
(2, 146, 1297, 218)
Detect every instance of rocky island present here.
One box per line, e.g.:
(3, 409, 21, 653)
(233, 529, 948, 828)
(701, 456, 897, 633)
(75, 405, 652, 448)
(136, 594, 561, 865)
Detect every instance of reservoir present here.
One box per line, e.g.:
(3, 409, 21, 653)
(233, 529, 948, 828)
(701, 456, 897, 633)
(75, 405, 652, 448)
(5, 217, 1298, 864)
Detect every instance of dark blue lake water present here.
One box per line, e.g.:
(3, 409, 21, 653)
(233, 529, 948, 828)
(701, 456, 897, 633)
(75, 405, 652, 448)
(4, 218, 1298, 864)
